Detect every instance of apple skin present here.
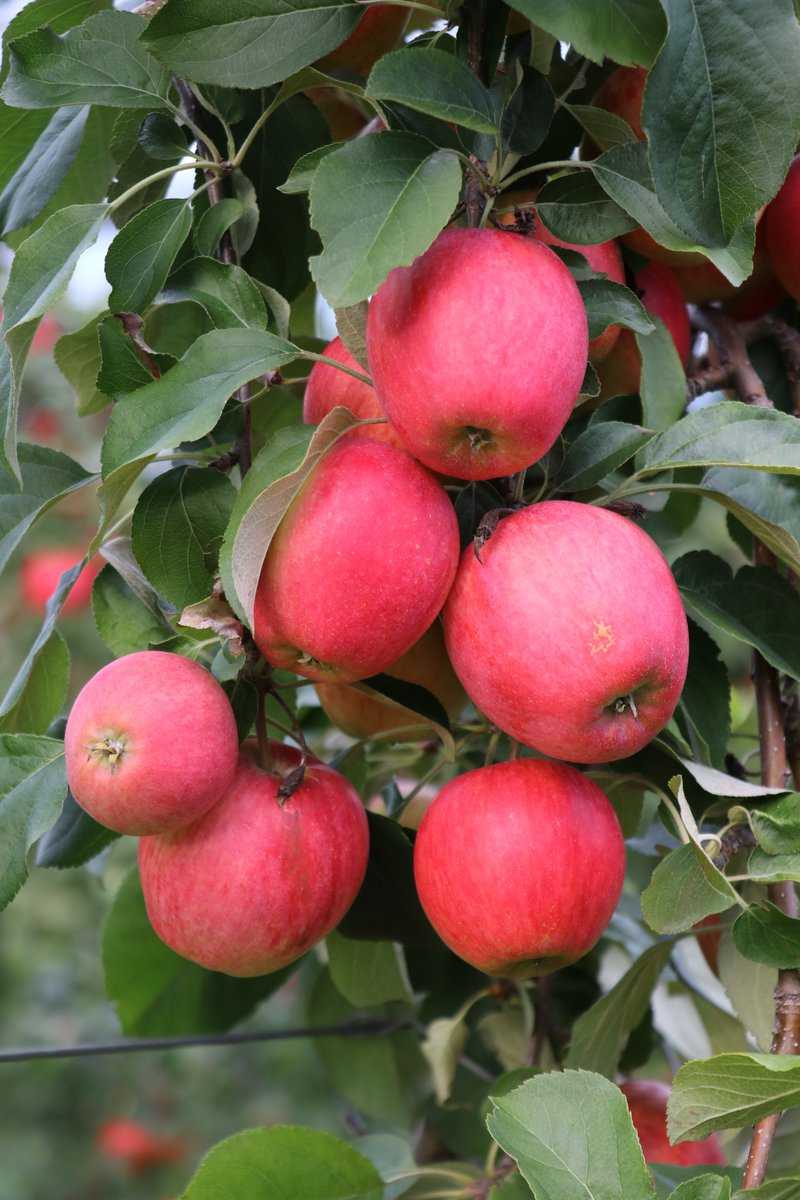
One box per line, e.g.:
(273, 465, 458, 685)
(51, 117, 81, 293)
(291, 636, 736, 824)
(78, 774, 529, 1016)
(253, 434, 460, 683)
(316, 620, 465, 740)
(413, 759, 626, 978)
(96, 1119, 186, 1175)
(139, 741, 369, 977)
(318, 4, 409, 75)
(673, 223, 784, 318)
(497, 190, 625, 362)
(303, 335, 401, 448)
(443, 501, 689, 763)
(598, 261, 691, 399)
(693, 913, 722, 975)
(65, 651, 239, 836)
(366, 226, 588, 480)
(765, 156, 800, 301)
(20, 548, 101, 616)
(621, 1081, 726, 1166)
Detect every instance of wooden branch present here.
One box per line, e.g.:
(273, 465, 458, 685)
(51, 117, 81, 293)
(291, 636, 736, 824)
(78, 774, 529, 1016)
(688, 310, 800, 414)
(691, 310, 770, 406)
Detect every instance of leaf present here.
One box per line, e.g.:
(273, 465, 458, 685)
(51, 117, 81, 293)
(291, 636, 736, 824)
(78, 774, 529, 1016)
(309, 132, 461, 308)
(503, 0, 666, 67)
(636, 316, 688, 432)
(674, 551, 800, 682)
(162, 256, 268, 330)
(479, 1010, 530, 1072)
(367, 48, 498, 133)
(641, 842, 738, 935)
(748, 848, 800, 886)
(106, 198, 193, 315)
(338, 811, 436, 946)
(279, 142, 344, 196)
(733, 903, 800, 969)
(668, 1053, 800, 1142)
(0, 631, 68, 735)
(1, 201, 106, 479)
(535, 172, 638, 244)
(638, 401, 800, 477)
(100, 328, 298, 478)
(500, 64, 555, 157)
(103, 869, 297, 1036)
(717, 929, 777, 1053)
(422, 1014, 469, 1104)
(644, 0, 800, 245)
(578, 279, 655, 339)
(671, 1181, 731, 1200)
(0, 443, 94, 575)
(218, 408, 358, 625)
(179, 1126, 383, 1200)
(734, 1181, 800, 1200)
(97, 312, 170, 398)
(327, 930, 411, 1008)
(131, 466, 235, 611)
(557, 421, 653, 493)
(678, 621, 730, 769)
(354, 1134, 416, 1200)
(565, 942, 672, 1078)
(53, 313, 106, 414)
(747, 794, 800, 855)
(667, 752, 785, 800)
(91, 562, 173, 657)
(138, 111, 188, 161)
(0, 104, 89, 236)
(34, 789, 119, 870)
(193, 198, 244, 258)
(3, 11, 172, 110)
(335, 301, 369, 371)
(143, 1, 362, 90)
(0, 733, 67, 910)
(486, 1070, 655, 1200)
(566, 102, 639, 152)
(354, 674, 455, 760)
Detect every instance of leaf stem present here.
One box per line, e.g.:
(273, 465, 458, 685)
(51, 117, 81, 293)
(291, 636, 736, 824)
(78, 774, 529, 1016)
(107, 160, 219, 217)
(301, 350, 373, 387)
(498, 158, 589, 191)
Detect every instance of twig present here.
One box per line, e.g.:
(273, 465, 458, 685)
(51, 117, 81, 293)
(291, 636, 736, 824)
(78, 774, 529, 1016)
(691, 310, 770, 407)
(114, 313, 161, 379)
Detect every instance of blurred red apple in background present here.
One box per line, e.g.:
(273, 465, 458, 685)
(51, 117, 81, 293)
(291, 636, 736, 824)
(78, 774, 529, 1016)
(20, 548, 101, 616)
(97, 1118, 187, 1175)
(621, 1080, 726, 1166)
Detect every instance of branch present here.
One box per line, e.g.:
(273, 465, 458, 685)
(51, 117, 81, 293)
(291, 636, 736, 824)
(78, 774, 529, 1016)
(691, 310, 770, 406)
(688, 310, 800, 414)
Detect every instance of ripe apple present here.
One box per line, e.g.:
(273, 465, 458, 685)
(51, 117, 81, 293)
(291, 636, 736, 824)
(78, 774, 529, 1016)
(413, 759, 626, 978)
(65, 650, 239, 836)
(367, 227, 588, 480)
(97, 1119, 186, 1175)
(303, 334, 401, 447)
(443, 501, 689, 763)
(318, 4, 409, 75)
(597, 261, 691, 399)
(621, 1081, 726, 1166)
(139, 741, 369, 976)
(253, 434, 459, 682)
(496, 190, 625, 362)
(693, 913, 722, 976)
(30, 312, 62, 355)
(20, 548, 101, 616)
(672, 223, 784, 318)
(316, 620, 465, 740)
(305, 88, 367, 140)
(765, 156, 800, 301)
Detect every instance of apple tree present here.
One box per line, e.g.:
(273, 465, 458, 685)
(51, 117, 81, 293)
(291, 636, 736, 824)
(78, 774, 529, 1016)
(2, 0, 800, 1195)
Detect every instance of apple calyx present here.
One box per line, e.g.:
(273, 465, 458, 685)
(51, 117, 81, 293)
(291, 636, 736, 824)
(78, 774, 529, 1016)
(86, 732, 128, 771)
(474, 506, 517, 562)
(611, 692, 640, 719)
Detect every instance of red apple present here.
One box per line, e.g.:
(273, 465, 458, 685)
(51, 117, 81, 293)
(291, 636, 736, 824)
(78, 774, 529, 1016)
(621, 1081, 726, 1166)
(20, 548, 101, 616)
(318, 4, 409, 75)
(598, 261, 690, 399)
(139, 741, 369, 976)
(303, 335, 401, 447)
(65, 651, 239, 835)
(413, 759, 625, 978)
(97, 1119, 186, 1175)
(253, 434, 459, 682)
(765, 156, 800, 301)
(30, 312, 62, 355)
(496, 190, 626, 362)
(367, 227, 588, 480)
(305, 88, 368, 140)
(443, 501, 689, 763)
(673, 223, 784, 318)
(694, 914, 722, 976)
(316, 620, 465, 740)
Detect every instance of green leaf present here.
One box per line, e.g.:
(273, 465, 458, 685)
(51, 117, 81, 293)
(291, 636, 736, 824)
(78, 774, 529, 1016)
(636, 316, 688, 432)
(734, 1181, 800, 1200)
(733, 903, 800, 969)
(97, 311, 172, 397)
(335, 301, 369, 370)
(565, 942, 672, 1078)
(566, 102, 638, 152)
(0, 104, 89, 236)
(103, 869, 297, 1036)
(53, 313, 106, 415)
(748, 848, 800, 886)
(367, 48, 498, 134)
(678, 620, 730, 769)
(535, 172, 638, 244)
(327, 930, 411, 1007)
(0, 630, 68, 735)
(674, 551, 800, 682)
(106, 198, 193, 315)
(193, 198, 244, 258)
(641, 842, 738, 935)
(638, 401, 800, 477)
(100, 328, 298, 478)
(179, 1126, 383, 1200)
(1, 201, 106, 479)
(354, 674, 454, 757)
(0, 733, 67, 910)
(747, 794, 800, 855)
(138, 111, 188, 161)
(309, 132, 461, 308)
(671, 1181, 731, 1200)
(0, 443, 94, 575)
(422, 1013, 470, 1104)
(338, 811, 436, 946)
(644, 0, 800, 245)
(578, 279, 655, 340)
(34, 789, 119, 869)
(143, 1, 362, 90)
(669, 1053, 800, 1142)
(131, 466, 235, 611)
(500, 64, 555, 157)
(717, 929, 777, 1053)
(354, 1134, 416, 1200)
(486, 1070, 655, 1200)
(503, 0, 666, 67)
(3, 11, 171, 110)
(162, 256, 268, 330)
(279, 142, 343, 196)
(91, 561, 173, 657)
(557, 421, 653, 493)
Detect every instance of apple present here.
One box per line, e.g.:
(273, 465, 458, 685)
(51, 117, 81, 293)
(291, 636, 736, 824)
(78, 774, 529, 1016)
(367, 227, 588, 480)
(97, 1119, 186, 1175)
(303, 334, 401, 447)
(621, 1081, 726, 1166)
(443, 500, 689, 763)
(139, 741, 369, 976)
(694, 913, 722, 976)
(30, 312, 62, 355)
(597, 261, 691, 399)
(316, 620, 465, 740)
(20, 548, 102, 616)
(413, 759, 626, 978)
(496, 190, 625, 362)
(65, 651, 239, 836)
(672, 223, 784, 317)
(318, 4, 409, 76)
(765, 156, 800, 301)
(305, 88, 367, 140)
(253, 434, 459, 682)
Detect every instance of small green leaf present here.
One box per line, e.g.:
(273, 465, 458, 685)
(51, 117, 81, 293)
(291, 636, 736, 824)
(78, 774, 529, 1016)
(335, 301, 369, 370)
(669, 1053, 800, 1142)
(0, 443, 94, 575)
(636, 315, 688, 431)
(138, 112, 188, 161)
(639, 401, 800, 477)
(566, 102, 638, 151)
(327, 930, 411, 1008)
(0, 105, 89, 236)
(641, 842, 738, 935)
(367, 48, 498, 134)
(53, 313, 107, 415)
(733, 903, 800, 969)
(503, 0, 666, 67)
(92, 562, 173, 657)
(671, 1180, 731, 1200)
(35, 789, 119, 870)
(557, 421, 653, 493)
(106, 198, 193, 315)
(578, 278, 655, 339)
(0, 630, 68, 734)
(717, 929, 777, 1052)
(193, 198, 245, 258)
(747, 793, 800, 855)
(535, 172, 638, 243)
(422, 1013, 470, 1104)
(678, 621, 730, 769)
(162, 256, 268, 330)
(0, 733, 67, 910)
